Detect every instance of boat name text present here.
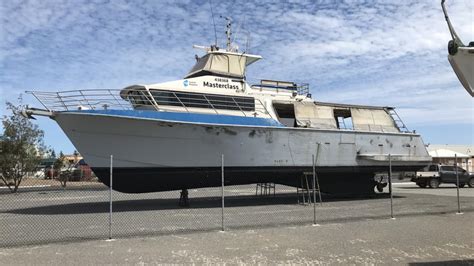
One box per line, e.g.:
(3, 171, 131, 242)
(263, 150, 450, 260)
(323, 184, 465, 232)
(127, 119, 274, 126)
(203, 81, 239, 90)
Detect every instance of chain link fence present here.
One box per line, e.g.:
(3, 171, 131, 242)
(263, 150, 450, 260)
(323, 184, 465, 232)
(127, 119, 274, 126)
(1, 157, 472, 248)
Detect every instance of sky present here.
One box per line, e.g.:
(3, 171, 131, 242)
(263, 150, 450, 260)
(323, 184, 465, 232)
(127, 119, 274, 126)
(1, 0, 473, 153)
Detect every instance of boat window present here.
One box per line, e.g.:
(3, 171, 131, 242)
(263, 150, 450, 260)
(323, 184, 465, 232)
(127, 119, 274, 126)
(273, 103, 296, 127)
(149, 91, 183, 107)
(333, 109, 353, 130)
(146, 89, 255, 111)
(127, 91, 152, 106)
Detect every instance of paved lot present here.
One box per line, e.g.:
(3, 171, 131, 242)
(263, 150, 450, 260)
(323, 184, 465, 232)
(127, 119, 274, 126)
(0, 181, 473, 264)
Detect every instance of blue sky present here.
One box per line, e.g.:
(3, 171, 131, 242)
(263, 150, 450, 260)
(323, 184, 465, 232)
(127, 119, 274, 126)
(1, 0, 473, 153)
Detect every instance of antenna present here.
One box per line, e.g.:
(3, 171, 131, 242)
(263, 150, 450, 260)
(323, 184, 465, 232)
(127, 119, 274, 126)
(232, 14, 245, 46)
(220, 16, 232, 51)
(245, 32, 251, 53)
(209, 0, 218, 47)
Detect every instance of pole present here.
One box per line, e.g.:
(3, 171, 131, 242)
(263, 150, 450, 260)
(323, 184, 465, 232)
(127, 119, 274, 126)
(312, 154, 317, 225)
(316, 143, 322, 205)
(109, 155, 113, 240)
(388, 154, 394, 219)
(455, 154, 462, 214)
(221, 154, 225, 231)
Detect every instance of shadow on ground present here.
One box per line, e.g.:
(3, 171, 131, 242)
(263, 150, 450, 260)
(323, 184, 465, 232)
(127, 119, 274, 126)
(4, 192, 400, 215)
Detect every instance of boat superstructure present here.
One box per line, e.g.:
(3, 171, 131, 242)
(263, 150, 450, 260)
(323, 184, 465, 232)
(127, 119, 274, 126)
(24, 20, 431, 195)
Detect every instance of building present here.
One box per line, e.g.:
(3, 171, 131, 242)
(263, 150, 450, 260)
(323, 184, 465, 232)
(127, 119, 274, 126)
(63, 151, 82, 165)
(426, 144, 474, 173)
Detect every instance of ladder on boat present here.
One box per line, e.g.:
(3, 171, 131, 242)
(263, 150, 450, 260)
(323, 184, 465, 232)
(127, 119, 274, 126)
(297, 172, 322, 205)
(387, 108, 410, 133)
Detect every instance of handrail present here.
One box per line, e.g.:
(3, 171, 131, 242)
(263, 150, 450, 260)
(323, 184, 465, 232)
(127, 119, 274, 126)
(171, 91, 189, 112)
(26, 88, 271, 118)
(251, 80, 310, 96)
(231, 97, 246, 117)
(202, 94, 219, 115)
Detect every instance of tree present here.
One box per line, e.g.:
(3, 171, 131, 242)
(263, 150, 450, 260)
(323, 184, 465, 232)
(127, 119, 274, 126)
(0, 100, 45, 193)
(50, 149, 56, 159)
(53, 151, 70, 187)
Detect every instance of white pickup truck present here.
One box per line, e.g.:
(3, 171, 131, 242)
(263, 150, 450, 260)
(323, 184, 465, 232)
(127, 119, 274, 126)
(411, 164, 474, 188)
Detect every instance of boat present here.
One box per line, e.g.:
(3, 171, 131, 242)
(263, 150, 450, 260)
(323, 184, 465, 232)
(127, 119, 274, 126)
(23, 19, 431, 195)
(442, 0, 474, 97)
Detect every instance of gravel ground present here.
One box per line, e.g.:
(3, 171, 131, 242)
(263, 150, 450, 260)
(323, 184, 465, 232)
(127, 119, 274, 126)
(0, 182, 473, 264)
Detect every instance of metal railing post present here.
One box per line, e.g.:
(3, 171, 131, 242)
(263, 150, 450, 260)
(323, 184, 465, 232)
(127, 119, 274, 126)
(389, 154, 394, 219)
(455, 154, 462, 214)
(109, 155, 113, 240)
(203, 94, 219, 114)
(57, 92, 68, 111)
(170, 92, 189, 112)
(79, 90, 94, 109)
(316, 143, 322, 205)
(221, 154, 225, 232)
(312, 154, 318, 226)
(231, 97, 246, 117)
(109, 89, 128, 110)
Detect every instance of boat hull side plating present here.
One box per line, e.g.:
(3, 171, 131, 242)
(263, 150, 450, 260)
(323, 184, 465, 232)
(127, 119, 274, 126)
(54, 111, 431, 194)
(448, 47, 474, 97)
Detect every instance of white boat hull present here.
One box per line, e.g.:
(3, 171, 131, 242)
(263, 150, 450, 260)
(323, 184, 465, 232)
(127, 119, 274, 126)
(448, 46, 474, 97)
(53, 111, 431, 194)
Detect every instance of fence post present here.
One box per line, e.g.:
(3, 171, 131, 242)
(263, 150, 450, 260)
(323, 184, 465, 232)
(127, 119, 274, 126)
(455, 154, 462, 214)
(108, 155, 113, 240)
(221, 154, 225, 232)
(388, 154, 394, 219)
(312, 154, 319, 226)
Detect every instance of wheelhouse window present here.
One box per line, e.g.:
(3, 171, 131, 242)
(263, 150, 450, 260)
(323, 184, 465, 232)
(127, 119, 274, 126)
(127, 91, 152, 106)
(273, 103, 296, 127)
(333, 109, 353, 130)
(135, 89, 255, 112)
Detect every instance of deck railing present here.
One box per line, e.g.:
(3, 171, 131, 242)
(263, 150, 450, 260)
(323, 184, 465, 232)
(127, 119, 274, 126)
(251, 79, 310, 97)
(27, 90, 134, 112)
(26, 88, 271, 118)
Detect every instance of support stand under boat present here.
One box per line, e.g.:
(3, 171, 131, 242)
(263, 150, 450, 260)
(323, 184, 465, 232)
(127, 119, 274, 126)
(179, 188, 189, 207)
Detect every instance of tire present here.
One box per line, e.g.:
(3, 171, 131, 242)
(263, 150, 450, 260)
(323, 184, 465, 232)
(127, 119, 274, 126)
(457, 183, 465, 188)
(417, 182, 427, 188)
(429, 178, 440, 188)
(376, 183, 384, 192)
(448, 40, 458, 55)
(468, 178, 474, 188)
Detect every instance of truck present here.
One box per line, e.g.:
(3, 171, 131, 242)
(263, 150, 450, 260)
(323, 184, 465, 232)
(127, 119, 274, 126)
(411, 164, 474, 188)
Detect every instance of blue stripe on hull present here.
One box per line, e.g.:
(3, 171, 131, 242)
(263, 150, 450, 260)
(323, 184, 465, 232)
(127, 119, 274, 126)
(68, 109, 284, 127)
